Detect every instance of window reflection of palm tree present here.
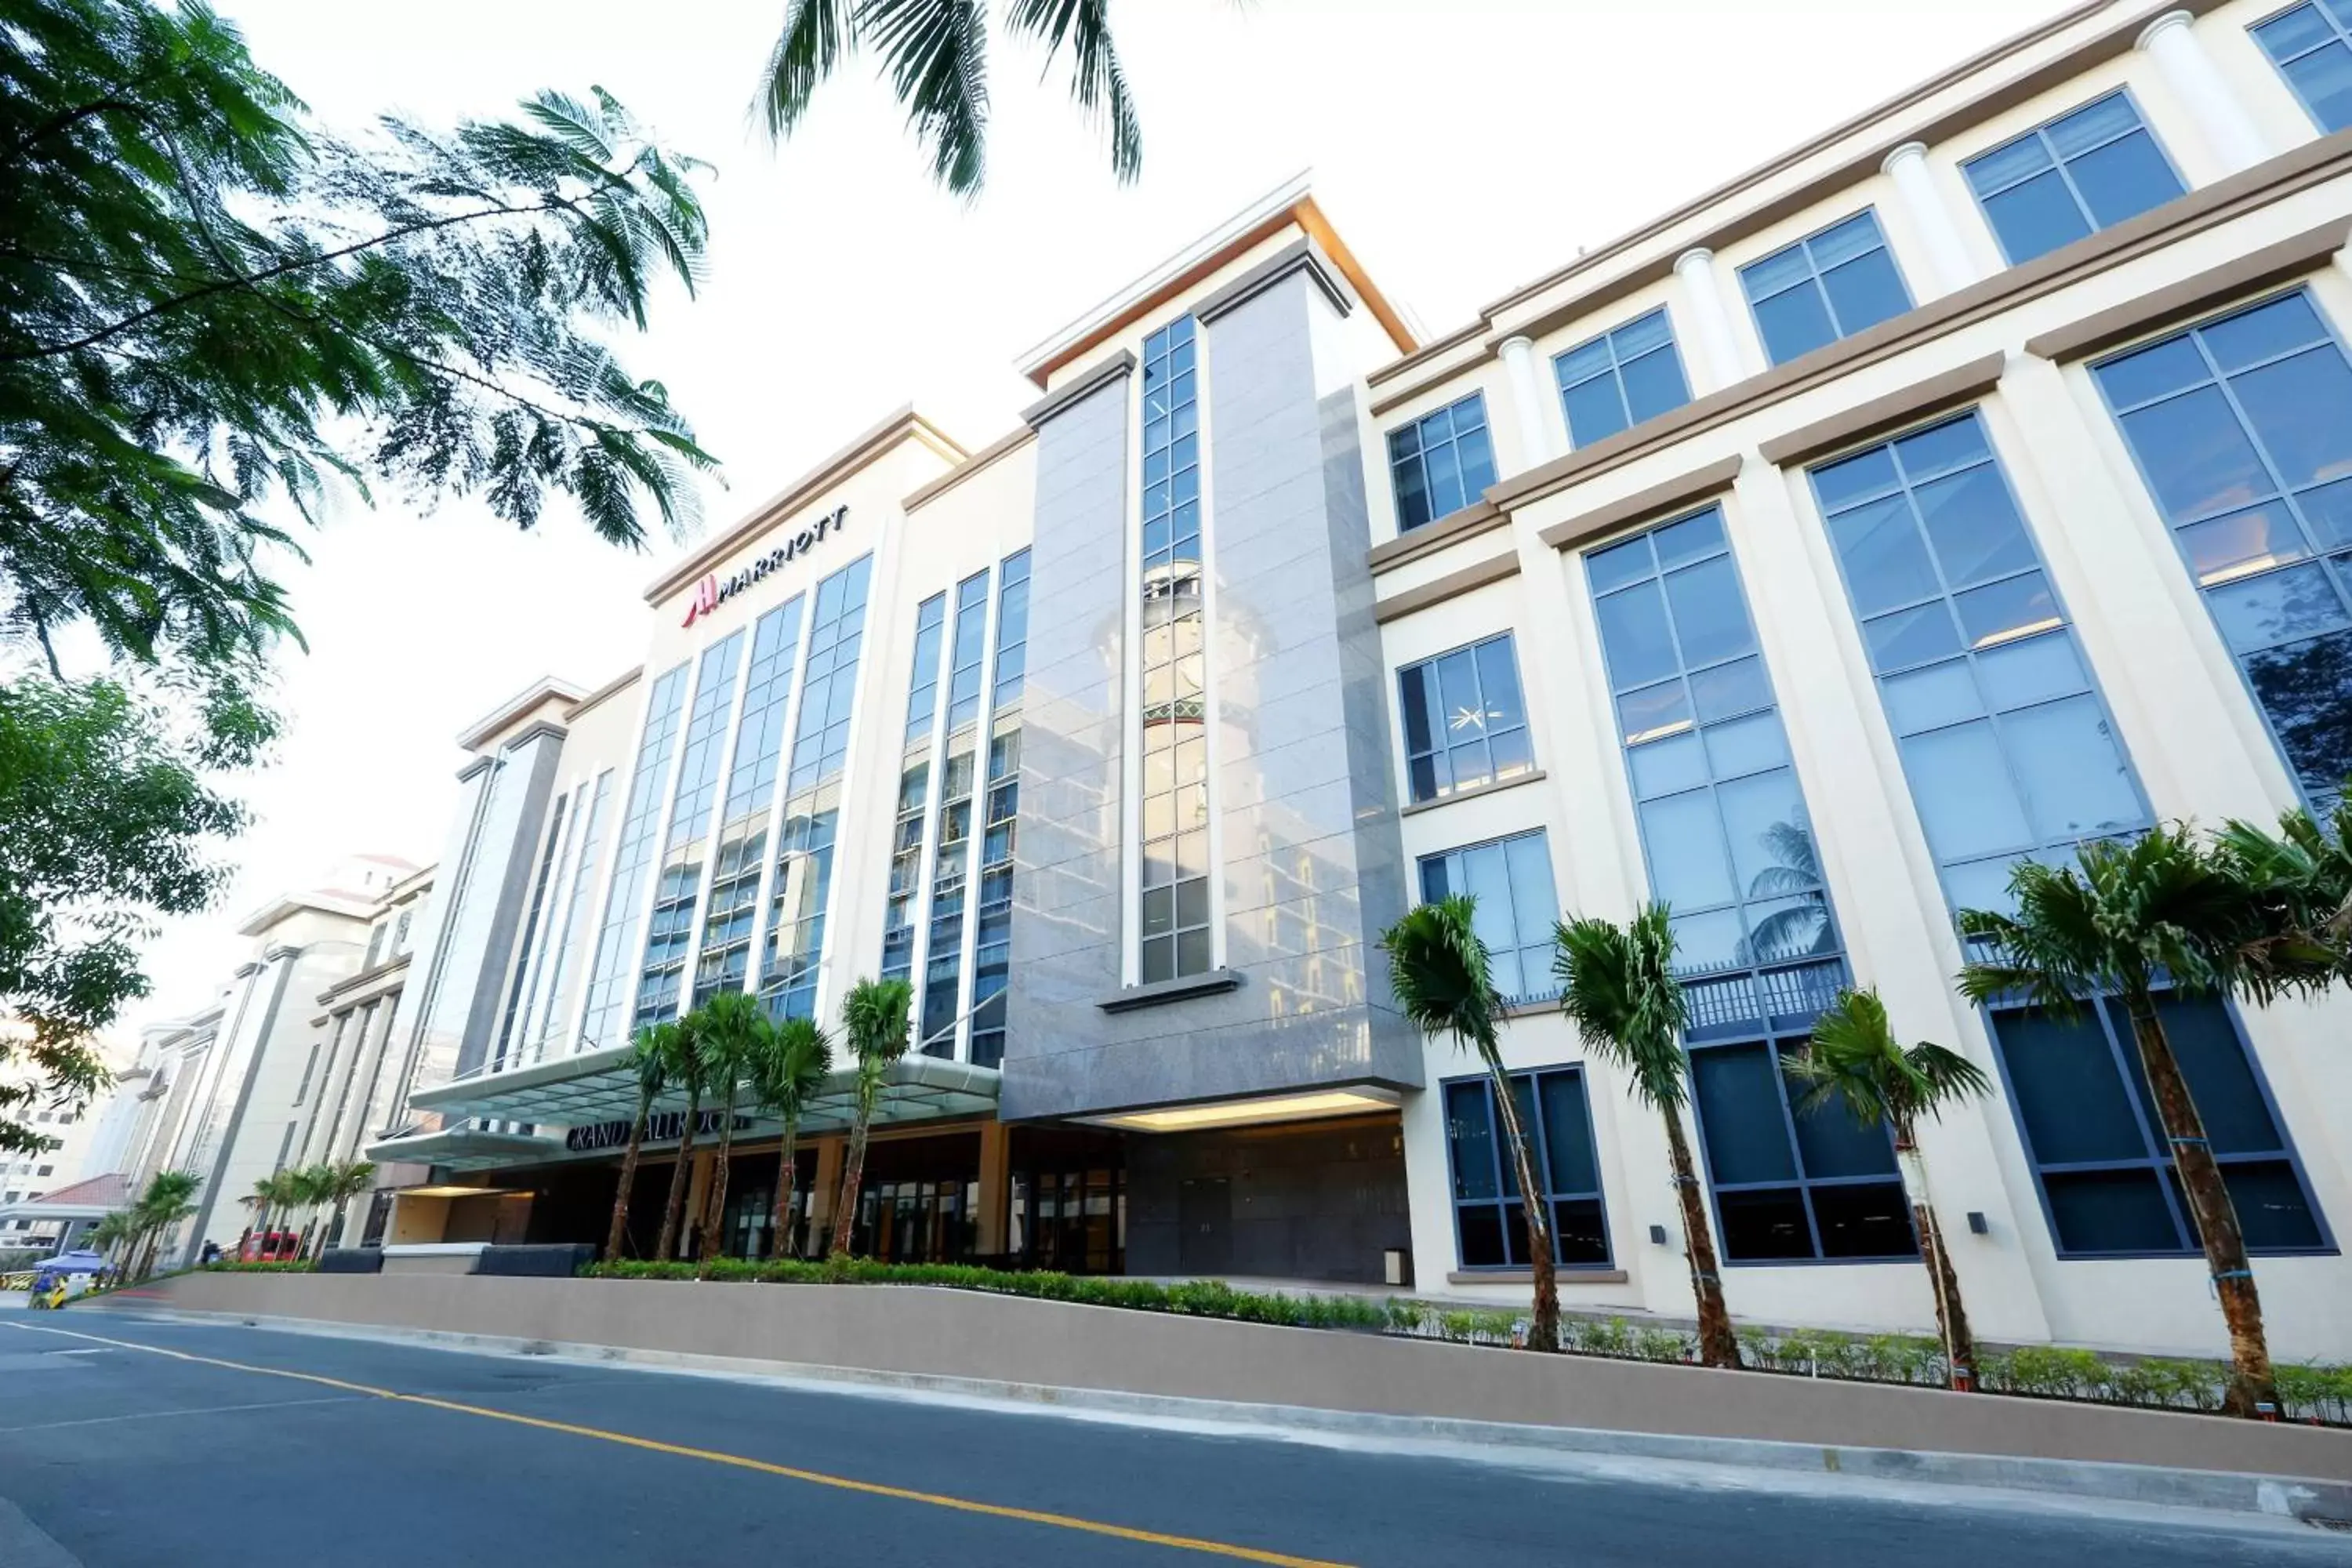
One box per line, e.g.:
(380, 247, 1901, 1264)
(1737, 818, 1834, 964)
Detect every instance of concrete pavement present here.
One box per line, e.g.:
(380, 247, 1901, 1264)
(0, 1308, 2345, 1567)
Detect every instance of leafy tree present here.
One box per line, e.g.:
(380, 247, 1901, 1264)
(1554, 905, 1740, 1370)
(1956, 827, 2285, 1417)
(1784, 986, 1991, 1392)
(760, 0, 1139, 197)
(2214, 789, 2352, 992)
(0, 0, 713, 1145)
(126, 1168, 198, 1278)
(749, 1013, 833, 1261)
(830, 976, 911, 1258)
(604, 1022, 672, 1261)
(652, 1014, 707, 1262)
(1378, 897, 1559, 1353)
(691, 992, 767, 1276)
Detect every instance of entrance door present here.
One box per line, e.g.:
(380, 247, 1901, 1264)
(1177, 1177, 1230, 1276)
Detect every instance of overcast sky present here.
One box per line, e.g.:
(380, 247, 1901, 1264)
(123, 0, 2067, 1036)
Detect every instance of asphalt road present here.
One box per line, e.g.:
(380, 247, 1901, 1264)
(0, 1304, 2343, 1568)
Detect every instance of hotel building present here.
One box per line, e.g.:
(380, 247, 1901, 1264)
(372, 0, 2352, 1360)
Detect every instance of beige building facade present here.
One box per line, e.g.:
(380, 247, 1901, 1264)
(379, 0, 2352, 1361)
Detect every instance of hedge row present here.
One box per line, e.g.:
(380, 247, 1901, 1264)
(581, 1256, 2352, 1425)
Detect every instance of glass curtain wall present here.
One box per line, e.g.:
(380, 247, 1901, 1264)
(579, 666, 689, 1048)
(634, 630, 745, 1029)
(970, 549, 1029, 1069)
(884, 593, 949, 986)
(920, 569, 991, 1054)
(693, 597, 806, 1006)
(526, 769, 612, 1061)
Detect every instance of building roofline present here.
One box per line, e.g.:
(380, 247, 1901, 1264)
(456, 676, 587, 752)
(641, 407, 969, 606)
(1015, 172, 1417, 388)
(565, 664, 645, 722)
(902, 425, 1036, 513)
(237, 889, 378, 936)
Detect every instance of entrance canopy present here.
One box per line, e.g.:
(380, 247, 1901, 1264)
(379, 1044, 1001, 1171)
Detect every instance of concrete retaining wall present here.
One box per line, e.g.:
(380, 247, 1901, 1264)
(107, 1272, 2351, 1482)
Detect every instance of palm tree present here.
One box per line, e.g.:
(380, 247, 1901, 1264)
(604, 1023, 673, 1261)
(1784, 987, 1991, 1391)
(129, 1171, 200, 1279)
(86, 1210, 135, 1274)
(313, 1161, 376, 1260)
(1956, 826, 2284, 1418)
(750, 1014, 833, 1261)
(1378, 897, 1559, 1353)
(653, 1013, 708, 1263)
(830, 977, 913, 1258)
(1554, 905, 1740, 1370)
(239, 1177, 277, 1260)
(284, 1164, 330, 1260)
(692, 993, 769, 1276)
(759, 0, 1140, 198)
(2214, 791, 2352, 993)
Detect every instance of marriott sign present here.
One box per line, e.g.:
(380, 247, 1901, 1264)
(681, 504, 850, 627)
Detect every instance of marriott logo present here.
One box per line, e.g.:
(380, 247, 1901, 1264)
(682, 505, 850, 627)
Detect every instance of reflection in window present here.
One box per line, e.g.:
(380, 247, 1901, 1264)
(1443, 1069, 1613, 1270)
(1691, 1038, 1917, 1261)
(1388, 392, 1498, 530)
(1419, 830, 1560, 1007)
(1990, 996, 2327, 1255)
(2252, 1, 2352, 133)
(578, 663, 688, 1047)
(1809, 412, 2150, 913)
(636, 630, 745, 1029)
(1738, 210, 1912, 366)
(1555, 308, 1690, 448)
(1138, 314, 1215, 982)
(1396, 633, 1534, 805)
(2092, 291, 2352, 808)
(1584, 504, 1843, 1024)
(1963, 93, 2183, 265)
(694, 596, 806, 1008)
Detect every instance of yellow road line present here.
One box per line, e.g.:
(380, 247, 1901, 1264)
(5, 1319, 1349, 1567)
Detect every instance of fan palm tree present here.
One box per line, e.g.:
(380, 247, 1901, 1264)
(830, 976, 913, 1258)
(604, 1023, 673, 1261)
(1554, 905, 1740, 1370)
(1378, 897, 1559, 1353)
(692, 993, 769, 1276)
(654, 1013, 710, 1263)
(759, 0, 1141, 198)
(750, 1014, 834, 1261)
(1956, 826, 2285, 1418)
(1784, 987, 1991, 1391)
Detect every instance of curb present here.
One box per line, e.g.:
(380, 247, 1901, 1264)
(88, 1301, 2352, 1527)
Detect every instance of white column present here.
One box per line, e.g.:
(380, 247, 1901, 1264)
(1881, 142, 1980, 296)
(2138, 10, 2272, 175)
(1496, 335, 1559, 466)
(1672, 247, 1747, 392)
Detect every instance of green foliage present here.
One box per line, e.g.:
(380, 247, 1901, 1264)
(1553, 905, 1691, 1112)
(1782, 986, 1991, 1138)
(2212, 792, 2352, 999)
(840, 975, 913, 1116)
(760, 0, 1140, 196)
(750, 1014, 833, 1126)
(1379, 897, 1504, 1065)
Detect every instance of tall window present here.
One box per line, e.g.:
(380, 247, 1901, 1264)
(2091, 290, 2352, 808)
(2252, 1, 2352, 133)
(695, 597, 804, 1007)
(1739, 210, 1912, 367)
(1443, 1069, 1611, 1269)
(971, 550, 1029, 1068)
(579, 664, 688, 1047)
(1585, 505, 1894, 1263)
(1555, 308, 1691, 448)
(1138, 314, 1214, 982)
(1417, 830, 1559, 1007)
(884, 592, 949, 987)
(944, 568, 990, 731)
(529, 769, 611, 1058)
(1963, 93, 2183, 265)
(1809, 413, 2149, 913)
(1396, 633, 1533, 806)
(919, 570, 991, 1053)
(493, 788, 570, 1070)
(1988, 996, 2327, 1257)
(635, 630, 744, 1029)
(1387, 392, 1497, 531)
(762, 556, 873, 1021)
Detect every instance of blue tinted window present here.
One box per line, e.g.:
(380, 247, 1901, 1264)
(2093, 291, 2352, 808)
(695, 597, 806, 1009)
(2253, 1, 2352, 132)
(1554, 308, 1692, 448)
(578, 662, 688, 1048)
(1396, 633, 1533, 804)
(1443, 1068, 1613, 1269)
(1690, 1040, 1915, 1261)
(945, 568, 991, 732)
(905, 593, 946, 742)
(1809, 413, 2150, 911)
(786, 554, 875, 793)
(1964, 93, 2184, 264)
(1738, 211, 1913, 366)
(1139, 315, 1214, 982)
(1419, 830, 1560, 1007)
(1991, 997, 2328, 1256)
(1388, 393, 1498, 530)
(634, 630, 746, 1029)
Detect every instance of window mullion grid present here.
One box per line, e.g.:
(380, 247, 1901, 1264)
(2090, 999, 2199, 1250)
(2194, 325, 2352, 630)
(900, 594, 959, 1004)
(749, 581, 826, 1014)
(949, 572, 1007, 1060)
(673, 633, 757, 1016)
